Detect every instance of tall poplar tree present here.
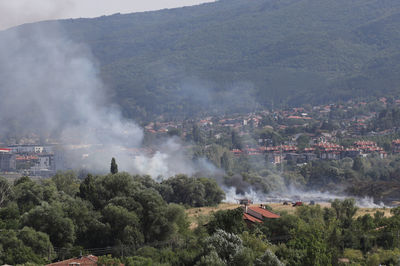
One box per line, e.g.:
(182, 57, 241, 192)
(111, 157, 118, 174)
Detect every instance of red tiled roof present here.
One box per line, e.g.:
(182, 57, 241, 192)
(47, 255, 98, 266)
(248, 206, 280, 219)
(287, 115, 312, 120)
(354, 141, 376, 146)
(243, 213, 263, 223)
(16, 155, 39, 161)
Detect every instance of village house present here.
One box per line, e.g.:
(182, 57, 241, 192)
(266, 153, 283, 164)
(314, 142, 343, 160)
(354, 141, 387, 158)
(242, 205, 280, 225)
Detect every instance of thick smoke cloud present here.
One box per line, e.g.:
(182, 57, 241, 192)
(0, 23, 212, 176)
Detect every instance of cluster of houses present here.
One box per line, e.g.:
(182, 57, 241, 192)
(142, 98, 400, 143)
(0, 144, 56, 176)
(232, 140, 392, 164)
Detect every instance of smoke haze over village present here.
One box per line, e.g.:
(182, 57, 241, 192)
(0, 22, 219, 177)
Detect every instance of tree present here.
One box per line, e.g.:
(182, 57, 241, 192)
(160, 175, 206, 207)
(133, 189, 174, 243)
(18, 227, 54, 261)
(111, 157, 118, 174)
(220, 151, 232, 172)
(201, 229, 245, 264)
(0, 177, 11, 207)
(255, 250, 284, 266)
(231, 130, 242, 149)
(13, 176, 46, 213)
(352, 157, 363, 171)
(79, 174, 97, 206)
(192, 124, 203, 144)
(288, 220, 331, 265)
(22, 202, 76, 248)
(97, 255, 122, 266)
(297, 134, 310, 151)
(52, 171, 79, 196)
(0, 230, 45, 265)
(198, 178, 225, 206)
(331, 198, 358, 229)
(207, 208, 246, 234)
(102, 204, 144, 250)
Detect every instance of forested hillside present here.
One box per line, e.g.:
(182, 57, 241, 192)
(7, 0, 400, 120)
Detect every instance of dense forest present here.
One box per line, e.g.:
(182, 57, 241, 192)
(5, 0, 400, 120)
(0, 171, 224, 264)
(3, 171, 400, 265)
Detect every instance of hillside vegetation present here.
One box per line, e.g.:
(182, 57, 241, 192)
(6, 0, 400, 119)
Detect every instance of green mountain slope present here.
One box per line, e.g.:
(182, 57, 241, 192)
(7, 0, 400, 120)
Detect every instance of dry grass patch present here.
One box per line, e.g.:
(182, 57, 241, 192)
(185, 202, 393, 229)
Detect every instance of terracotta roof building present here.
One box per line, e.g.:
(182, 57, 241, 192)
(47, 255, 98, 266)
(243, 205, 280, 224)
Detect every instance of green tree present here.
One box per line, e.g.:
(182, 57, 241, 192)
(161, 175, 206, 207)
(331, 198, 358, 229)
(111, 157, 118, 174)
(18, 226, 54, 261)
(22, 202, 76, 247)
(296, 134, 310, 151)
(133, 189, 175, 243)
(79, 174, 97, 205)
(255, 250, 284, 266)
(203, 229, 244, 264)
(0, 230, 45, 265)
(207, 208, 246, 235)
(352, 157, 363, 171)
(102, 204, 144, 250)
(198, 177, 225, 206)
(192, 124, 203, 144)
(231, 130, 242, 149)
(0, 177, 12, 207)
(288, 220, 331, 266)
(98, 254, 122, 266)
(221, 151, 233, 172)
(52, 171, 80, 196)
(13, 176, 56, 213)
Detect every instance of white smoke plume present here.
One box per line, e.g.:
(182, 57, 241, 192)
(223, 187, 267, 204)
(132, 137, 223, 179)
(223, 185, 386, 208)
(0, 22, 214, 176)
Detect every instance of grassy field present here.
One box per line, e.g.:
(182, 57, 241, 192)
(186, 202, 393, 229)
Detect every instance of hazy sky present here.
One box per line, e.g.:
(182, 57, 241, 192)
(0, 0, 214, 30)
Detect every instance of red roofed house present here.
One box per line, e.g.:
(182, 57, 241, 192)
(47, 255, 99, 266)
(314, 142, 343, 160)
(354, 141, 386, 158)
(243, 205, 280, 225)
(243, 213, 263, 223)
